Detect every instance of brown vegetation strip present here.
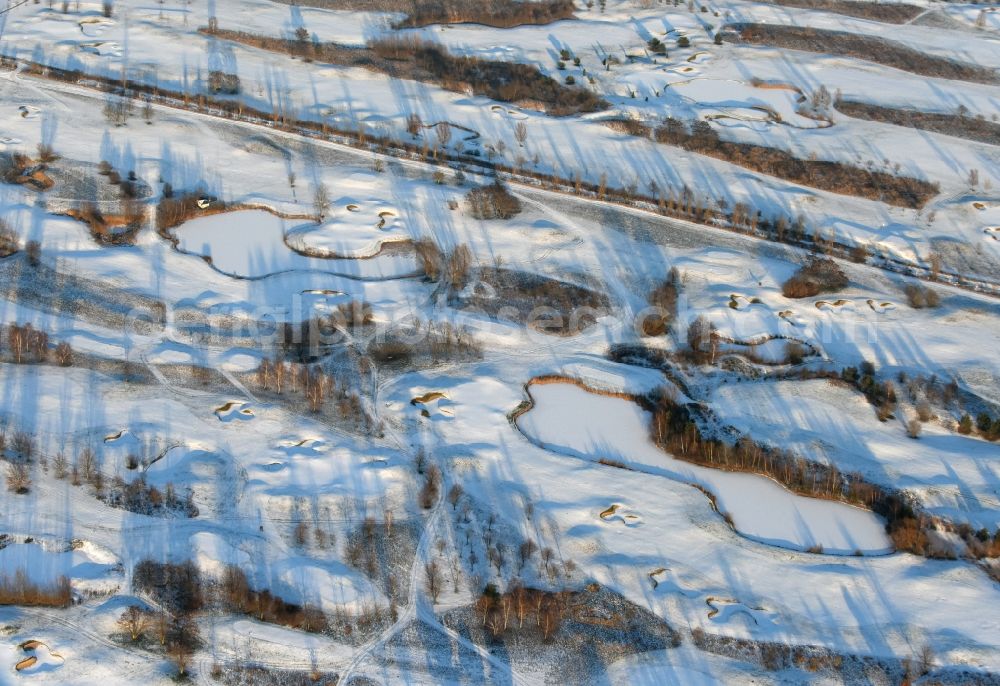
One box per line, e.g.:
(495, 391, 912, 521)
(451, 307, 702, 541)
(201, 29, 605, 116)
(394, 0, 575, 28)
(726, 23, 998, 84)
(616, 117, 938, 209)
(835, 100, 1000, 146)
(768, 0, 924, 23)
(0, 572, 72, 608)
(266, 0, 575, 28)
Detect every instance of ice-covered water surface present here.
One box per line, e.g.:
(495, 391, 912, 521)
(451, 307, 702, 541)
(517, 381, 892, 555)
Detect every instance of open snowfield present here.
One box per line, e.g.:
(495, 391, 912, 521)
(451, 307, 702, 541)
(0, 0, 999, 683)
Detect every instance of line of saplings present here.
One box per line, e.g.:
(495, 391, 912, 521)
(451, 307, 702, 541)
(253, 356, 369, 425)
(3, 426, 197, 518)
(0, 570, 72, 608)
(615, 117, 938, 209)
(125, 560, 328, 675)
(0, 322, 72, 366)
(124, 559, 582, 678)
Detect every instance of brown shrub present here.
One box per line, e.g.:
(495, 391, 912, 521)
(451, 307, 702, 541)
(207, 70, 240, 94)
(419, 464, 441, 509)
(414, 239, 444, 281)
(6, 463, 31, 494)
(466, 182, 522, 220)
(781, 258, 848, 298)
(606, 118, 653, 137)
(155, 193, 217, 235)
(55, 341, 73, 367)
(204, 29, 604, 115)
(904, 283, 940, 309)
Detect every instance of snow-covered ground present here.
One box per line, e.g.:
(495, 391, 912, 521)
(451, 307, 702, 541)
(0, 0, 999, 682)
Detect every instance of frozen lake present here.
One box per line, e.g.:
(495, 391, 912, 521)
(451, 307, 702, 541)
(517, 381, 892, 555)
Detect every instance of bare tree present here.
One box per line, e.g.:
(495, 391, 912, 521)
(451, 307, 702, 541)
(414, 239, 444, 281)
(6, 463, 30, 494)
(406, 112, 423, 139)
(447, 244, 472, 290)
(78, 447, 97, 482)
(53, 452, 68, 480)
(12, 432, 34, 461)
(24, 240, 40, 268)
(540, 598, 562, 641)
(166, 615, 200, 675)
(424, 560, 443, 603)
(447, 483, 463, 510)
(687, 315, 718, 361)
(103, 95, 130, 126)
(920, 644, 934, 675)
(928, 252, 942, 281)
(514, 121, 528, 147)
(153, 611, 170, 646)
(117, 605, 150, 641)
(436, 122, 452, 149)
(312, 184, 330, 220)
(518, 540, 538, 571)
(489, 544, 507, 574)
(55, 341, 73, 367)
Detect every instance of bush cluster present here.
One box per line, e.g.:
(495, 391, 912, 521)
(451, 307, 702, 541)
(781, 258, 848, 298)
(466, 182, 522, 220)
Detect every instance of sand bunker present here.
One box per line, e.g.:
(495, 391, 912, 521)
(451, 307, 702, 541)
(410, 391, 453, 419)
(215, 401, 255, 422)
(598, 503, 642, 526)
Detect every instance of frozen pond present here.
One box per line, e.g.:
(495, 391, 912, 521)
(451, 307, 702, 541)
(174, 209, 416, 280)
(516, 382, 892, 555)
